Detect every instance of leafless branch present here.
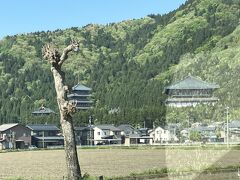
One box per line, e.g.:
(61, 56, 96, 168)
(42, 44, 60, 65)
(62, 101, 77, 116)
(59, 40, 79, 66)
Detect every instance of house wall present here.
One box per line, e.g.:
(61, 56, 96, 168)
(32, 130, 59, 137)
(150, 127, 172, 143)
(93, 127, 103, 144)
(75, 129, 94, 146)
(0, 125, 31, 149)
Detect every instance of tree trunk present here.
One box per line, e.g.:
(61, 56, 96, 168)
(42, 42, 82, 180)
(61, 114, 81, 179)
(52, 67, 81, 180)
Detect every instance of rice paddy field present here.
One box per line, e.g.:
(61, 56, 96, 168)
(0, 146, 240, 180)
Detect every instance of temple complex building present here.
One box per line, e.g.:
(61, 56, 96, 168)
(164, 75, 219, 107)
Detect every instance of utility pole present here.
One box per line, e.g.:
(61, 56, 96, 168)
(89, 115, 92, 146)
(226, 106, 229, 148)
(42, 131, 45, 148)
(188, 114, 191, 141)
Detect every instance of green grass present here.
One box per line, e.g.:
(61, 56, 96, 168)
(78, 144, 240, 151)
(104, 164, 240, 180)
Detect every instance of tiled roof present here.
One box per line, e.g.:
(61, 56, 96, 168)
(117, 124, 135, 131)
(0, 123, 18, 132)
(72, 84, 91, 91)
(165, 75, 219, 90)
(191, 126, 216, 132)
(27, 124, 60, 131)
(75, 126, 94, 131)
(95, 124, 121, 131)
(228, 120, 240, 128)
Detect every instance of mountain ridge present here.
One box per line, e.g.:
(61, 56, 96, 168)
(0, 0, 239, 127)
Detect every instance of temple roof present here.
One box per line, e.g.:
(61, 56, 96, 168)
(72, 84, 91, 91)
(165, 75, 219, 91)
(32, 106, 56, 115)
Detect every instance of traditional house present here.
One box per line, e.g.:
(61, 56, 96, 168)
(0, 123, 31, 150)
(226, 120, 240, 142)
(164, 75, 219, 107)
(67, 84, 93, 110)
(117, 124, 139, 136)
(117, 124, 140, 144)
(27, 124, 64, 148)
(75, 126, 94, 146)
(93, 124, 122, 145)
(191, 126, 217, 142)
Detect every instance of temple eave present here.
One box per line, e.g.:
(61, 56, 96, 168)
(166, 97, 219, 103)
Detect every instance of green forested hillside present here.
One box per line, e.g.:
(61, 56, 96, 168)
(0, 0, 240, 127)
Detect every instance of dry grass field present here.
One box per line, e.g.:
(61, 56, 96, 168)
(0, 147, 239, 180)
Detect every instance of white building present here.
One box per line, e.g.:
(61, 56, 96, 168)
(93, 124, 122, 145)
(149, 126, 178, 144)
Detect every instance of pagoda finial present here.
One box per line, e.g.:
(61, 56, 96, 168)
(77, 74, 80, 84)
(40, 104, 45, 110)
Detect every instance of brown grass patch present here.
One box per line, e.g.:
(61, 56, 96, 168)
(0, 147, 239, 179)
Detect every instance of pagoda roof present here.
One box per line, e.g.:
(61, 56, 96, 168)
(67, 93, 92, 98)
(72, 84, 91, 91)
(165, 75, 219, 91)
(166, 97, 219, 103)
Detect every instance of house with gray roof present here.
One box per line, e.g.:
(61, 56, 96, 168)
(223, 120, 240, 142)
(117, 124, 139, 136)
(0, 123, 31, 150)
(75, 126, 94, 146)
(93, 124, 122, 145)
(27, 124, 63, 148)
(191, 126, 217, 142)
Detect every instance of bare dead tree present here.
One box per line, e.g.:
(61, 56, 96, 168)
(42, 41, 81, 180)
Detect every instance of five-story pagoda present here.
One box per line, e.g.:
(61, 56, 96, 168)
(67, 84, 93, 110)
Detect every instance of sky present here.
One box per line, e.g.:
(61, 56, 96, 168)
(0, 0, 187, 40)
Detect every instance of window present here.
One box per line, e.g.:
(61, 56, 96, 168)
(104, 132, 107, 135)
(97, 132, 100, 135)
